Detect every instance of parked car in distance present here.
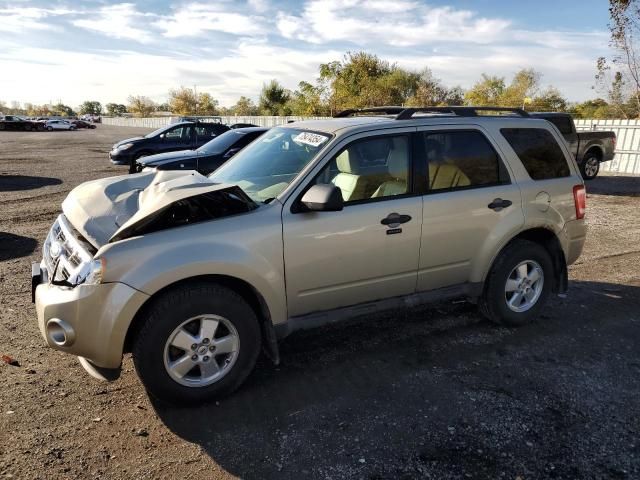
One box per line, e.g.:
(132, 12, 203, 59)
(530, 112, 615, 180)
(229, 123, 259, 129)
(109, 121, 230, 170)
(72, 120, 97, 129)
(0, 115, 41, 131)
(135, 127, 268, 175)
(44, 120, 77, 131)
(33, 106, 587, 405)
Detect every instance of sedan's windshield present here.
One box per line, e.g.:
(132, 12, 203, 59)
(197, 130, 246, 155)
(144, 124, 184, 138)
(209, 127, 331, 203)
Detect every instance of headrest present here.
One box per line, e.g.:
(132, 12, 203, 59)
(336, 147, 360, 174)
(387, 137, 408, 180)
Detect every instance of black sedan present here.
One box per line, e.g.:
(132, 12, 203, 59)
(134, 127, 268, 175)
(109, 121, 230, 170)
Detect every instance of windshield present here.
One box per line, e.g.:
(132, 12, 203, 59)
(144, 124, 181, 138)
(197, 130, 245, 155)
(209, 127, 331, 203)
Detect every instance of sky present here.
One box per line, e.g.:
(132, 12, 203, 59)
(0, 0, 612, 108)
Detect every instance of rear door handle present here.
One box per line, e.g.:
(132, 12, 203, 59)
(487, 198, 512, 211)
(381, 213, 412, 226)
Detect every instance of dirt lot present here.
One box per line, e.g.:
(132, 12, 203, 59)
(1, 126, 639, 479)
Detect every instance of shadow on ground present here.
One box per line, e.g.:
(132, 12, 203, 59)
(0, 232, 37, 261)
(0, 175, 62, 192)
(588, 174, 640, 196)
(153, 281, 640, 479)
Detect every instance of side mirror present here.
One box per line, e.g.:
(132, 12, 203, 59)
(300, 184, 343, 212)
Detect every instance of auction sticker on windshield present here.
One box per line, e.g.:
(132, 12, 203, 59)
(293, 131, 329, 148)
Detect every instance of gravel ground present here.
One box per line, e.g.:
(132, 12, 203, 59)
(1, 126, 639, 480)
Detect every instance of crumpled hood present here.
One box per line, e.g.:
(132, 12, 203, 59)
(62, 170, 233, 247)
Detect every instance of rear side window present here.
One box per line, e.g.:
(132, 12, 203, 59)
(421, 130, 510, 192)
(501, 128, 570, 180)
(545, 116, 573, 135)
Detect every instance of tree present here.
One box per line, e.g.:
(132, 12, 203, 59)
(259, 80, 291, 115)
(571, 98, 613, 118)
(197, 92, 219, 115)
(464, 74, 505, 106)
(501, 69, 541, 107)
(51, 103, 74, 117)
(596, 0, 640, 117)
(286, 81, 329, 115)
(232, 96, 259, 116)
(105, 103, 128, 116)
(530, 87, 568, 112)
(78, 101, 102, 115)
(127, 95, 156, 117)
(168, 87, 219, 115)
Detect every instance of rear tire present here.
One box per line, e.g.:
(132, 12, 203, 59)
(132, 282, 261, 405)
(46, 126, 53, 131)
(580, 152, 600, 180)
(479, 239, 553, 326)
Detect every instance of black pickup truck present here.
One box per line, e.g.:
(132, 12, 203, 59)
(0, 115, 41, 131)
(530, 112, 616, 180)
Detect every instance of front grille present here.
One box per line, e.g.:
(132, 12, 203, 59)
(43, 215, 94, 283)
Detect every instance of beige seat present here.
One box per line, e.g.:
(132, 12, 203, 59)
(371, 138, 409, 198)
(429, 163, 471, 190)
(331, 148, 368, 201)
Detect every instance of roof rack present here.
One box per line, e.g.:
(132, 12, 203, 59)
(334, 106, 530, 119)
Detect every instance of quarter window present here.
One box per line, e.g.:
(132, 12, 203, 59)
(314, 135, 410, 203)
(501, 128, 570, 180)
(420, 130, 509, 192)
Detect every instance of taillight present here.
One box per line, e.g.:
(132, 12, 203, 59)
(573, 184, 586, 219)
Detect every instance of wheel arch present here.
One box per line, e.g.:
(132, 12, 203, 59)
(481, 227, 568, 296)
(124, 274, 280, 364)
(584, 145, 604, 161)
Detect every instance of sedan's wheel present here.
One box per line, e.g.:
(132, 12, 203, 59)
(479, 239, 552, 326)
(46, 126, 53, 131)
(581, 154, 600, 180)
(133, 282, 261, 405)
(163, 314, 240, 387)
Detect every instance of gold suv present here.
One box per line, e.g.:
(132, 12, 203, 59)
(32, 107, 587, 404)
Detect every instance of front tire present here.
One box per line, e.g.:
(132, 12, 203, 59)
(479, 239, 553, 326)
(132, 282, 261, 405)
(46, 126, 53, 131)
(580, 153, 600, 180)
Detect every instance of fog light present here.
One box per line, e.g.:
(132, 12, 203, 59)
(46, 318, 76, 347)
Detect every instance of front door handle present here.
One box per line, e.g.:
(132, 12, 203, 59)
(381, 213, 412, 226)
(487, 198, 512, 211)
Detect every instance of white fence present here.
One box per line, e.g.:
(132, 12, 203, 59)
(103, 116, 640, 175)
(575, 119, 640, 175)
(102, 115, 330, 129)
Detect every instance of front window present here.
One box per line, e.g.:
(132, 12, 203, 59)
(209, 127, 331, 203)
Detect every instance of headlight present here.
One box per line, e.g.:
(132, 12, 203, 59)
(117, 143, 134, 151)
(75, 258, 106, 285)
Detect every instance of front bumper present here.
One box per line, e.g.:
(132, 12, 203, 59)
(109, 150, 132, 165)
(33, 266, 149, 369)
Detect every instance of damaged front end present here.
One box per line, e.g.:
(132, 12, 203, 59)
(109, 185, 257, 242)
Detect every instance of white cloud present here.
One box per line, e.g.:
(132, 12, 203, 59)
(248, 0, 270, 14)
(72, 3, 155, 43)
(0, 7, 76, 33)
(155, 3, 266, 38)
(276, 0, 511, 46)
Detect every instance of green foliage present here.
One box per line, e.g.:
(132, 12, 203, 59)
(78, 101, 102, 115)
(168, 87, 219, 115)
(105, 103, 128, 116)
(232, 96, 259, 116)
(259, 80, 291, 115)
(51, 103, 75, 117)
(127, 95, 156, 117)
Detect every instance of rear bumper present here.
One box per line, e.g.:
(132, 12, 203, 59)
(34, 276, 149, 368)
(561, 219, 587, 266)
